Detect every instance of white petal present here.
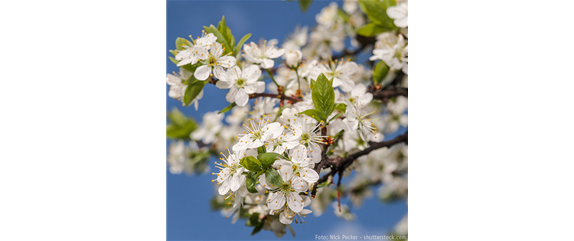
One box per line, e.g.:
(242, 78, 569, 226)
(213, 66, 227, 80)
(394, 17, 408, 28)
(235, 88, 249, 106)
(255, 81, 265, 93)
(261, 59, 274, 69)
(265, 122, 285, 139)
(279, 211, 293, 224)
(226, 87, 238, 103)
(279, 165, 293, 182)
(287, 192, 303, 212)
(194, 45, 208, 60)
(387, 6, 406, 19)
(216, 80, 232, 89)
(218, 180, 231, 195)
(194, 65, 211, 80)
(302, 168, 319, 183)
(268, 192, 286, 210)
(242, 65, 262, 83)
(218, 56, 236, 68)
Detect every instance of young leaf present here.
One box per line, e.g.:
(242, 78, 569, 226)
(217, 16, 235, 53)
(328, 112, 344, 123)
(168, 56, 179, 66)
(219, 102, 237, 114)
(183, 80, 206, 106)
(257, 146, 266, 154)
(240, 156, 263, 172)
(299, 109, 325, 123)
(175, 37, 188, 50)
(265, 168, 283, 188)
(359, 0, 397, 31)
(373, 61, 390, 85)
(335, 103, 347, 113)
(258, 152, 287, 169)
(166, 108, 197, 140)
(326, 129, 345, 156)
(246, 175, 258, 193)
(357, 23, 387, 37)
(311, 73, 336, 120)
(234, 33, 251, 58)
(299, 0, 313, 13)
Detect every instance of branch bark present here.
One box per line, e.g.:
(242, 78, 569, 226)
(315, 131, 408, 187)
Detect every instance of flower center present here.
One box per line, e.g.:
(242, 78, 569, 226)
(300, 133, 311, 143)
(251, 130, 264, 141)
(208, 55, 216, 65)
(280, 183, 293, 193)
(236, 78, 246, 87)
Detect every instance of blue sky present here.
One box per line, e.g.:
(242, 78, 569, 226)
(166, 0, 408, 240)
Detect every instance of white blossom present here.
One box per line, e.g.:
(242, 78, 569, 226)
(310, 59, 358, 92)
(213, 148, 256, 195)
(260, 165, 308, 213)
(233, 115, 285, 151)
(387, 1, 408, 28)
(216, 65, 264, 106)
(370, 33, 408, 74)
(243, 39, 285, 69)
(282, 26, 308, 51)
(191, 111, 224, 144)
(194, 42, 236, 80)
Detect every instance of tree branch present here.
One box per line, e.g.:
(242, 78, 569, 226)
(249, 93, 301, 103)
(315, 131, 408, 186)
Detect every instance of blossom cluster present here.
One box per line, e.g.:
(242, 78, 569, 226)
(166, 0, 408, 238)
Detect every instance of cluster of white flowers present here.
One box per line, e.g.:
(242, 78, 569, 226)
(166, 0, 408, 237)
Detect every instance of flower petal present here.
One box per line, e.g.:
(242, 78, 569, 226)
(218, 56, 236, 68)
(235, 88, 249, 106)
(242, 65, 261, 83)
(194, 65, 211, 80)
(266, 122, 285, 139)
(287, 192, 303, 212)
(267, 192, 286, 210)
(302, 168, 319, 183)
(261, 58, 274, 69)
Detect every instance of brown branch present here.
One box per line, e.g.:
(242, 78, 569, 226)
(249, 93, 301, 103)
(316, 131, 408, 186)
(369, 87, 408, 101)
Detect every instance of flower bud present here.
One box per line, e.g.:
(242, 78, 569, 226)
(284, 50, 302, 68)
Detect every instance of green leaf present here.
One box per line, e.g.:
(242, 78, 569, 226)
(175, 37, 188, 50)
(299, 0, 313, 13)
(357, 23, 387, 37)
(166, 108, 197, 140)
(183, 80, 206, 107)
(217, 16, 235, 54)
(328, 112, 344, 123)
(258, 153, 287, 169)
(234, 33, 251, 57)
(359, 0, 397, 31)
(299, 109, 325, 123)
(382, 0, 396, 8)
(240, 156, 263, 172)
(204, 25, 232, 55)
(311, 73, 335, 120)
(219, 102, 237, 114)
(373, 61, 390, 85)
(168, 56, 179, 65)
(335, 103, 347, 113)
(250, 215, 264, 235)
(265, 168, 283, 188)
(257, 146, 266, 154)
(246, 175, 258, 193)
